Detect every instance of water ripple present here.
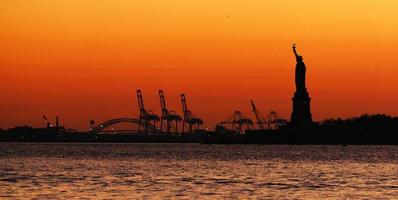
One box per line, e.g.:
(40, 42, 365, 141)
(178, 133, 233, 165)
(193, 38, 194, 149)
(0, 143, 397, 199)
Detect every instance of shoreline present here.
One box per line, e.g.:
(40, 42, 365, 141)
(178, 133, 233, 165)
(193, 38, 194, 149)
(1, 134, 397, 145)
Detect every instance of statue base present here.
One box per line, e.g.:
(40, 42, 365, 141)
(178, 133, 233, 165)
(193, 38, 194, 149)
(291, 89, 313, 129)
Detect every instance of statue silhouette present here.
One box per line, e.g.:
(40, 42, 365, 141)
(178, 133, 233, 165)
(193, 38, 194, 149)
(290, 44, 312, 129)
(293, 44, 306, 92)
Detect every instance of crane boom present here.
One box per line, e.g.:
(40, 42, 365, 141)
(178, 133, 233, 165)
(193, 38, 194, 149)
(159, 90, 168, 118)
(250, 99, 266, 129)
(180, 93, 203, 133)
(137, 90, 145, 117)
(158, 90, 182, 133)
(136, 89, 160, 133)
(181, 94, 190, 121)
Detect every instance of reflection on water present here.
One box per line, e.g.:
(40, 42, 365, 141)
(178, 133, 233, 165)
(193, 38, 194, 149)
(0, 143, 397, 199)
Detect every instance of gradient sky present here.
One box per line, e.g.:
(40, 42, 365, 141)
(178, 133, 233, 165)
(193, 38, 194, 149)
(1, 0, 398, 130)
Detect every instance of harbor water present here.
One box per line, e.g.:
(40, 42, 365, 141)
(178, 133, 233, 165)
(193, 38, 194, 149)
(0, 143, 397, 199)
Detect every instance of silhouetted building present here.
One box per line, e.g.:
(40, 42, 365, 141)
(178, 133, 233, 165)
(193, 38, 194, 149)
(290, 45, 313, 129)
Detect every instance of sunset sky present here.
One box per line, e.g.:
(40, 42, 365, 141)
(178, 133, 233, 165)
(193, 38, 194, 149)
(1, 0, 398, 130)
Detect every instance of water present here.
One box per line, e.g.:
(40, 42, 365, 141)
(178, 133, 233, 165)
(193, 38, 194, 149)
(0, 143, 397, 199)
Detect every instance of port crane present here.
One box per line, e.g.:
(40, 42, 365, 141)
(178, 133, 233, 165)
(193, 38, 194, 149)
(159, 90, 182, 134)
(180, 94, 204, 133)
(220, 111, 253, 133)
(250, 99, 267, 129)
(268, 111, 281, 130)
(137, 89, 160, 133)
(250, 99, 286, 130)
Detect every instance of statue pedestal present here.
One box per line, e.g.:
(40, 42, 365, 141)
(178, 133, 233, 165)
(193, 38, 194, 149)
(291, 89, 313, 129)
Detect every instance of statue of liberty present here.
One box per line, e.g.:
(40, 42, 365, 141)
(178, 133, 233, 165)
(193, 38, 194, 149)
(293, 44, 306, 92)
(291, 44, 312, 128)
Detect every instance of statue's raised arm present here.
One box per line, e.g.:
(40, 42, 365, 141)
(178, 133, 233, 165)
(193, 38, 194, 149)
(292, 44, 302, 62)
(292, 44, 299, 59)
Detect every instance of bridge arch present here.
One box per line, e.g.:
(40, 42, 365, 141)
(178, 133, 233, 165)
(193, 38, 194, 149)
(91, 118, 157, 133)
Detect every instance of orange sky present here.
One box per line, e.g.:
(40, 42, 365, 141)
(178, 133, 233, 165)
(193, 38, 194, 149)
(1, 0, 398, 130)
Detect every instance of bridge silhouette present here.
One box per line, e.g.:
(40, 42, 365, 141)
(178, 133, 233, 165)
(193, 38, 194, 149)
(90, 118, 158, 134)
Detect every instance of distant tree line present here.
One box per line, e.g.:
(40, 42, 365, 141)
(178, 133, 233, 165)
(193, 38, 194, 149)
(313, 114, 398, 143)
